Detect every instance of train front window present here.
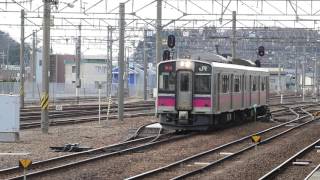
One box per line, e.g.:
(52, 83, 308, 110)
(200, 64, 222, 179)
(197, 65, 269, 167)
(195, 75, 211, 94)
(159, 72, 176, 93)
(180, 73, 189, 91)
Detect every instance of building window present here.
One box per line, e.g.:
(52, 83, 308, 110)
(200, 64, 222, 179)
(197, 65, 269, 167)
(72, 66, 76, 73)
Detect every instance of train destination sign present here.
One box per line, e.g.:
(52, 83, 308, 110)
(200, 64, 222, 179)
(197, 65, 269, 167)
(195, 63, 212, 73)
(159, 62, 176, 72)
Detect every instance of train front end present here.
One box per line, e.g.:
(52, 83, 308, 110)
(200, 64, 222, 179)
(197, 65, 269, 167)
(157, 59, 212, 131)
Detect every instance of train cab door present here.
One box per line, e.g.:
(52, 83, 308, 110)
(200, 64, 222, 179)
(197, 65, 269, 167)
(176, 71, 193, 111)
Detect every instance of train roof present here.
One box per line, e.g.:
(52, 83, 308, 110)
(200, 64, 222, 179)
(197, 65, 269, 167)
(211, 61, 269, 73)
(158, 59, 269, 73)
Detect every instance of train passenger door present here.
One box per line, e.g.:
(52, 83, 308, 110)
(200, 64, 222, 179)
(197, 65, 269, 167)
(176, 71, 193, 110)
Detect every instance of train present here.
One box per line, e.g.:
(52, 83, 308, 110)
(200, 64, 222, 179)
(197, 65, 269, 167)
(156, 57, 270, 131)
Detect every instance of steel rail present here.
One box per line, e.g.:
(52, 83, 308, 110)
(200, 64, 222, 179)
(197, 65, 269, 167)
(259, 137, 320, 179)
(0, 134, 158, 176)
(304, 163, 320, 180)
(171, 116, 317, 180)
(20, 106, 154, 121)
(5, 132, 192, 180)
(20, 112, 155, 129)
(21, 101, 155, 112)
(126, 111, 314, 180)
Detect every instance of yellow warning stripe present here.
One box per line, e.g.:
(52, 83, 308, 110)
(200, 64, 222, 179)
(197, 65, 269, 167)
(19, 86, 24, 96)
(40, 93, 49, 110)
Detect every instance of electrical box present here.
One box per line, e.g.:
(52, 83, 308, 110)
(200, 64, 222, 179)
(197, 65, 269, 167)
(0, 94, 20, 142)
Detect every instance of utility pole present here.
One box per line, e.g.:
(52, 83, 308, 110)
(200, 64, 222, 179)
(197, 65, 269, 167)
(143, 29, 148, 101)
(295, 55, 298, 97)
(124, 47, 129, 96)
(118, 3, 125, 121)
(314, 57, 318, 101)
(20, 9, 25, 108)
(6, 43, 10, 65)
(156, 0, 162, 64)
(76, 24, 81, 104)
(126, 48, 129, 95)
(278, 57, 281, 95)
(107, 26, 113, 97)
(41, 0, 51, 134)
(232, 11, 236, 61)
(31, 31, 36, 98)
(302, 61, 305, 101)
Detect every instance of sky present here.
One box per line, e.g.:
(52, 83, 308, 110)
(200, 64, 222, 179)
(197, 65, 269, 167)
(1, 0, 320, 56)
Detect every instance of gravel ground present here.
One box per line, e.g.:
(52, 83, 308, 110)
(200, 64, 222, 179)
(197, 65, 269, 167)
(0, 116, 156, 170)
(191, 119, 320, 180)
(29, 121, 278, 180)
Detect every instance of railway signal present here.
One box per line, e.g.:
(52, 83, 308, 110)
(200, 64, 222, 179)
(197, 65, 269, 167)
(19, 159, 32, 180)
(255, 59, 261, 67)
(251, 135, 261, 143)
(163, 50, 171, 60)
(258, 46, 265, 56)
(167, 35, 175, 48)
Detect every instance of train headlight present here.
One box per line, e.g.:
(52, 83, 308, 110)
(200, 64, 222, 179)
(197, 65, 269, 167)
(180, 61, 191, 68)
(185, 61, 191, 68)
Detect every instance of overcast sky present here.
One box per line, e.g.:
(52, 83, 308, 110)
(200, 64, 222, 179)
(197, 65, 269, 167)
(1, 0, 320, 56)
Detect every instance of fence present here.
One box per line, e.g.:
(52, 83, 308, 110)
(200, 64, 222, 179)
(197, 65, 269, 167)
(0, 82, 154, 102)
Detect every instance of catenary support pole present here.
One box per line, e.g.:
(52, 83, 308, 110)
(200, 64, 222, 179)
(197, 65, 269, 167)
(143, 29, 148, 101)
(41, 0, 51, 134)
(278, 57, 281, 95)
(107, 26, 111, 97)
(302, 61, 305, 101)
(20, 9, 25, 108)
(76, 24, 81, 104)
(118, 3, 125, 121)
(315, 57, 318, 101)
(156, 0, 162, 64)
(295, 57, 298, 96)
(232, 11, 236, 61)
(107, 26, 113, 97)
(32, 31, 36, 98)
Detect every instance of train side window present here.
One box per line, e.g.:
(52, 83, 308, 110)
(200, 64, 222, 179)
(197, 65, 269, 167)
(243, 75, 246, 91)
(252, 76, 257, 91)
(261, 77, 265, 91)
(222, 74, 229, 93)
(234, 75, 240, 92)
(180, 73, 189, 91)
(195, 75, 211, 94)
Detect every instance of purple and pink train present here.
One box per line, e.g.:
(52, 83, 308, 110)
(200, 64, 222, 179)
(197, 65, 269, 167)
(156, 59, 270, 131)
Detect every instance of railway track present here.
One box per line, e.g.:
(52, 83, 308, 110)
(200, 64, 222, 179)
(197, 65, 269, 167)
(125, 107, 317, 180)
(305, 163, 320, 180)
(259, 137, 320, 179)
(19, 101, 155, 129)
(20, 104, 154, 121)
(21, 111, 155, 129)
(21, 100, 154, 113)
(0, 123, 193, 180)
